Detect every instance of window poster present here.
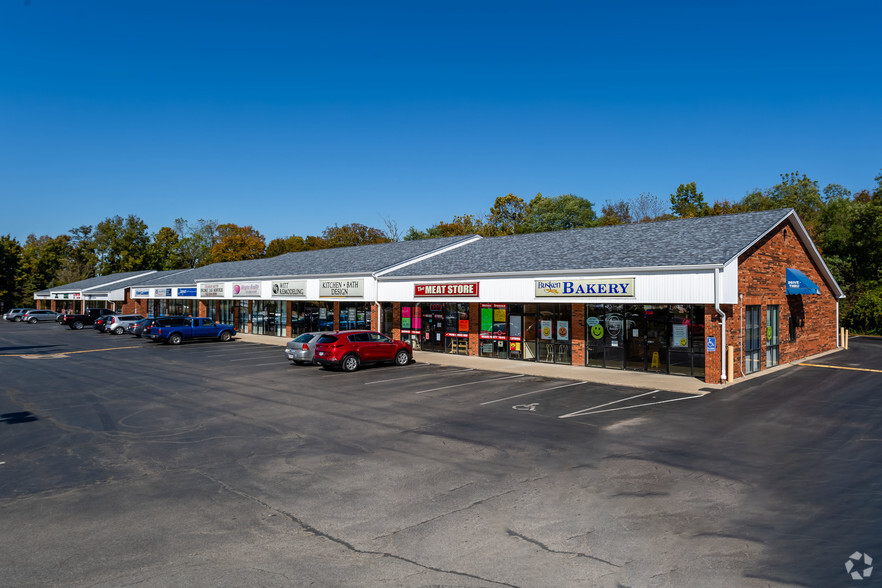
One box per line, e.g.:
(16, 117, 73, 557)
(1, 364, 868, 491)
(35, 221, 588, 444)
(459, 319, 469, 333)
(480, 305, 493, 335)
(540, 320, 553, 340)
(556, 320, 569, 341)
(402, 306, 411, 330)
(319, 308, 327, 319)
(493, 307, 506, 322)
(672, 324, 688, 348)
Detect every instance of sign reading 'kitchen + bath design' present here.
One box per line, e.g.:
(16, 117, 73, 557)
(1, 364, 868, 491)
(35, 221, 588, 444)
(535, 278, 636, 297)
(320, 279, 364, 297)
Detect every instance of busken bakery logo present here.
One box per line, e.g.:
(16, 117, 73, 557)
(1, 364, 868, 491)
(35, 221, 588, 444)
(271, 281, 306, 297)
(535, 278, 635, 297)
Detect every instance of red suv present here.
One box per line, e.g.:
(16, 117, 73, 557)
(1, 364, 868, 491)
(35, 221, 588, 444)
(314, 330, 413, 372)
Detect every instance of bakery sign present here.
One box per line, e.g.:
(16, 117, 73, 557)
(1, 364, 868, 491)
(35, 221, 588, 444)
(535, 278, 635, 297)
(320, 279, 364, 297)
(415, 282, 479, 297)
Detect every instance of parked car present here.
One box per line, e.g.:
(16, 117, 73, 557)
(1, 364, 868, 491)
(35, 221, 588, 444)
(313, 330, 412, 372)
(93, 314, 115, 333)
(149, 317, 236, 345)
(106, 314, 144, 335)
(62, 308, 116, 330)
(21, 309, 61, 323)
(128, 318, 154, 338)
(3, 308, 37, 322)
(284, 332, 323, 365)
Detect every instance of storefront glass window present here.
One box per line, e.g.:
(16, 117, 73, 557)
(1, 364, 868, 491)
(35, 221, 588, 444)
(218, 301, 234, 325)
(444, 303, 469, 355)
(381, 302, 394, 338)
(253, 300, 287, 336)
(479, 304, 508, 358)
(537, 303, 571, 364)
(340, 303, 370, 330)
(290, 302, 335, 336)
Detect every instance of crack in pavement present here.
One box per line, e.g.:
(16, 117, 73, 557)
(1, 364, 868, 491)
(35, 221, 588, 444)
(506, 529, 622, 568)
(197, 471, 520, 588)
(373, 488, 518, 540)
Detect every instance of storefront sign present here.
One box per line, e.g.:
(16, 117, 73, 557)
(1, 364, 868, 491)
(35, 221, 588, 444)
(153, 288, 172, 298)
(132, 289, 151, 298)
(414, 282, 479, 297)
(199, 283, 225, 298)
(535, 278, 635, 297)
(177, 287, 197, 297)
(320, 279, 364, 297)
(271, 280, 306, 297)
(232, 282, 261, 297)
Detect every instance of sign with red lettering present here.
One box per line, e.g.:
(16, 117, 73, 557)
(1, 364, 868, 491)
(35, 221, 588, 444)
(414, 283, 479, 297)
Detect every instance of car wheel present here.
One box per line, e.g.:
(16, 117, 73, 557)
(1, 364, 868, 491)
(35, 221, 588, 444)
(28, 317, 38, 324)
(394, 350, 411, 366)
(72, 321, 84, 330)
(13, 317, 21, 322)
(169, 333, 183, 345)
(219, 330, 232, 342)
(113, 327, 125, 335)
(341, 354, 360, 372)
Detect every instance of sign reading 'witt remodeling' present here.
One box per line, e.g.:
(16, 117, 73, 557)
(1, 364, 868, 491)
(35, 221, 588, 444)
(320, 279, 364, 297)
(535, 278, 636, 297)
(415, 282, 479, 297)
(272, 280, 306, 297)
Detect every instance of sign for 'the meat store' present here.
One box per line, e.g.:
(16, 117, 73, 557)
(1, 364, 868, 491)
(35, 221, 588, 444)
(414, 282, 480, 297)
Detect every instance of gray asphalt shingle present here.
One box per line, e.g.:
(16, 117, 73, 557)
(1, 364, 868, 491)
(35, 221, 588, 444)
(384, 209, 794, 276)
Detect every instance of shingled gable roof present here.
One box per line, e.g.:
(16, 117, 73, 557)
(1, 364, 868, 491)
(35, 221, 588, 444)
(134, 234, 479, 286)
(383, 209, 802, 277)
(48, 270, 158, 292)
(82, 269, 193, 294)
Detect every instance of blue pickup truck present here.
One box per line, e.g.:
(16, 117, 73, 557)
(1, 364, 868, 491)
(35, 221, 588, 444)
(149, 316, 236, 345)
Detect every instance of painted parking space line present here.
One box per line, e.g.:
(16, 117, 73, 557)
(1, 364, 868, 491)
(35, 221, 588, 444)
(480, 381, 587, 406)
(559, 394, 701, 419)
(414, 373, 525, 394)
(798, 363, 882, 374)
(228, 352, 288, 361)
(556, 389, 660, 417)
(365, 367, 474, 385)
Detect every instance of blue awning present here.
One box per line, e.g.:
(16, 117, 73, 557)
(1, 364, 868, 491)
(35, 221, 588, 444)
(786, 268, 820, 295)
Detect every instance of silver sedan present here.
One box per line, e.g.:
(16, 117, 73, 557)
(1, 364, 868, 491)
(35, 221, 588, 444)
(285, 332, 324, 365)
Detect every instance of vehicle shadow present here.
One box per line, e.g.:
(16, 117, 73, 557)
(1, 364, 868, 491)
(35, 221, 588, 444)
(1, 412, 39, 424)
(0, 344, 63, 352)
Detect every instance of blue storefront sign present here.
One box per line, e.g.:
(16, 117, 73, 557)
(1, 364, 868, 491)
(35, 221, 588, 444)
(177, 287, 197, 297)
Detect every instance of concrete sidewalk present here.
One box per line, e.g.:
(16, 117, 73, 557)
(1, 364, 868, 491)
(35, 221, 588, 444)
(235, 332, 719, 395)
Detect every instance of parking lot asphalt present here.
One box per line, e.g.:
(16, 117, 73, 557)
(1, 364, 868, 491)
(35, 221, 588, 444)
(1, 321, 880, 587)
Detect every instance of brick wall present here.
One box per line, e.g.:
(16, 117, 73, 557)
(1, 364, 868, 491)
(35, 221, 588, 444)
(712, 220, 839, 384)
(571, 303, 586, 365)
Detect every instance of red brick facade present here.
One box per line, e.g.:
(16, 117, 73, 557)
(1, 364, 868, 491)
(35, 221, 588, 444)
(703, 220, 839, 384)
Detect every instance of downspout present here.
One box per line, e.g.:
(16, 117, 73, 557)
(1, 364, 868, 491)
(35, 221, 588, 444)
(836, 299, 840, 348)
(714, 267, 727, 382)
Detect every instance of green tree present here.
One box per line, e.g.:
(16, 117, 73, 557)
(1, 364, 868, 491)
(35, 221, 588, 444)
(524, 193, 597, 232)
(146, 226, 184, 270)
(670, 182, 710, 218)
(0, 235, 22, 310)
(15, 234, 70, 305)
(209, 224, 266, 262)
(173, 218, 219, 267)
(92, 215, 152, 274)
(486, 194, 529, 236)
(321, 223, 390, 248)
(598, 200, 633, 226)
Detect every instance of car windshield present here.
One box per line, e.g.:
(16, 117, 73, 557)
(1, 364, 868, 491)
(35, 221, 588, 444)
(317, 335, 338, 344)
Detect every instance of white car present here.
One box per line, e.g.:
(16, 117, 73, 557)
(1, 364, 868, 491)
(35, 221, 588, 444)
(105, 314, 145, 335)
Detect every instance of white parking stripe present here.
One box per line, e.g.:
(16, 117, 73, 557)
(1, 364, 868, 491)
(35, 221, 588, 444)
(365, 367, 474, 385)
(415, 374, 525, 394)
(480, 381, 586, 405)
(557, 389, 660, 417)
(559, 394, 701, 419)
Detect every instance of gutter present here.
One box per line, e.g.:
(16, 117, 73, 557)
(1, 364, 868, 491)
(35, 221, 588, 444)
(714, 267, 727, 382)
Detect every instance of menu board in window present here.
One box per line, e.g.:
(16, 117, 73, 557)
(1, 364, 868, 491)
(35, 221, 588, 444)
(401, 306, 411, 330)
(480, 304, 493, 337)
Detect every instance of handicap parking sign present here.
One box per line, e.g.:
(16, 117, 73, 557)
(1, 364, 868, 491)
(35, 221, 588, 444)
(706, 336, 717, 352)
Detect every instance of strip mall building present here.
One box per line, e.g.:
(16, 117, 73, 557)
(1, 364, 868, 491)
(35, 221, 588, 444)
(35, 209, 844, 385)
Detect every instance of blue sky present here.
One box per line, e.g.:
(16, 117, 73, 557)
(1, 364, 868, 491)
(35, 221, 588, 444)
(1, 1, 880, 243)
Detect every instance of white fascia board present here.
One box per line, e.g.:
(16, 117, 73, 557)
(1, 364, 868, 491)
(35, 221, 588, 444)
(373, 235, 484, 278)
(80, 270, 158, 293)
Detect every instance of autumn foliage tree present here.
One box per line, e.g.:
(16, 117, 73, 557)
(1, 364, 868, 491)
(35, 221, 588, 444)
(209, 223, 266, 262)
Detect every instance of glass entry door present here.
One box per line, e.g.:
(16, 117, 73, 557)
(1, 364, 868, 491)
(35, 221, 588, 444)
(421, 310, 444, 352)
(745, 305, 761, 373)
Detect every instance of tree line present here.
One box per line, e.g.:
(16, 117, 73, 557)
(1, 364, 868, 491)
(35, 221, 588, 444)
(1, 170, 880, 333)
